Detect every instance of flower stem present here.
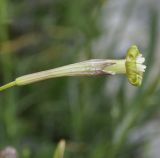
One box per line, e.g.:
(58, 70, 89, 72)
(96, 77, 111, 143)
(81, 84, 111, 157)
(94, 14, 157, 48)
(0, 59, 125, 91)
(15, 59, 112, 86)
(0, 81, 16, 91)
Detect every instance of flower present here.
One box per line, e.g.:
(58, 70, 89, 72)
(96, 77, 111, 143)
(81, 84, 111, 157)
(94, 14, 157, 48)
(125, 45, 146, 86)
(0, 45, 146, 91)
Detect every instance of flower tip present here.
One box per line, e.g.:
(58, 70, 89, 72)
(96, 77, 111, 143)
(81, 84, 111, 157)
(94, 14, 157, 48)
(125, 45, 146, 87)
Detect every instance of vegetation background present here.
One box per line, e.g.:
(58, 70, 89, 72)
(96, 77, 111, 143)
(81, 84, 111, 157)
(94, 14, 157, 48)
(0, 0, 160, 157)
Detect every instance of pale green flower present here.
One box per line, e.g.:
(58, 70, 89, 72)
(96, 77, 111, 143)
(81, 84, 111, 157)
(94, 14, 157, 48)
(125, 45, 146, 86)
(0, 45, 146, 91)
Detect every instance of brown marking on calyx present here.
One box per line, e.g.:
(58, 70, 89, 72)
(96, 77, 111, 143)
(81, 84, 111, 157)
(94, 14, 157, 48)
(85, 59, 116, 76)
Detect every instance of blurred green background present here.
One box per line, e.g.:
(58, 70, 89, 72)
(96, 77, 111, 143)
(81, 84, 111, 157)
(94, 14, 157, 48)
(0, 0, 160, 157)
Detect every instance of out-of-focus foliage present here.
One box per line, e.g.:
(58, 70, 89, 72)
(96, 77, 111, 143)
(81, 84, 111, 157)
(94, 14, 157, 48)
(0, 0, 159, 158)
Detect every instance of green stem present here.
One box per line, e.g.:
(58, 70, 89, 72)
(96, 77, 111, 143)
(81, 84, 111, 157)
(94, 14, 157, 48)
(0, 59, 127, 91)
(0, 81, 16, 92)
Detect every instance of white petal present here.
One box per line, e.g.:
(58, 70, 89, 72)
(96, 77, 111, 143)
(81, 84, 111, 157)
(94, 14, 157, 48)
(136, 55, 145, 64)
(137, 64, 146, 72)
